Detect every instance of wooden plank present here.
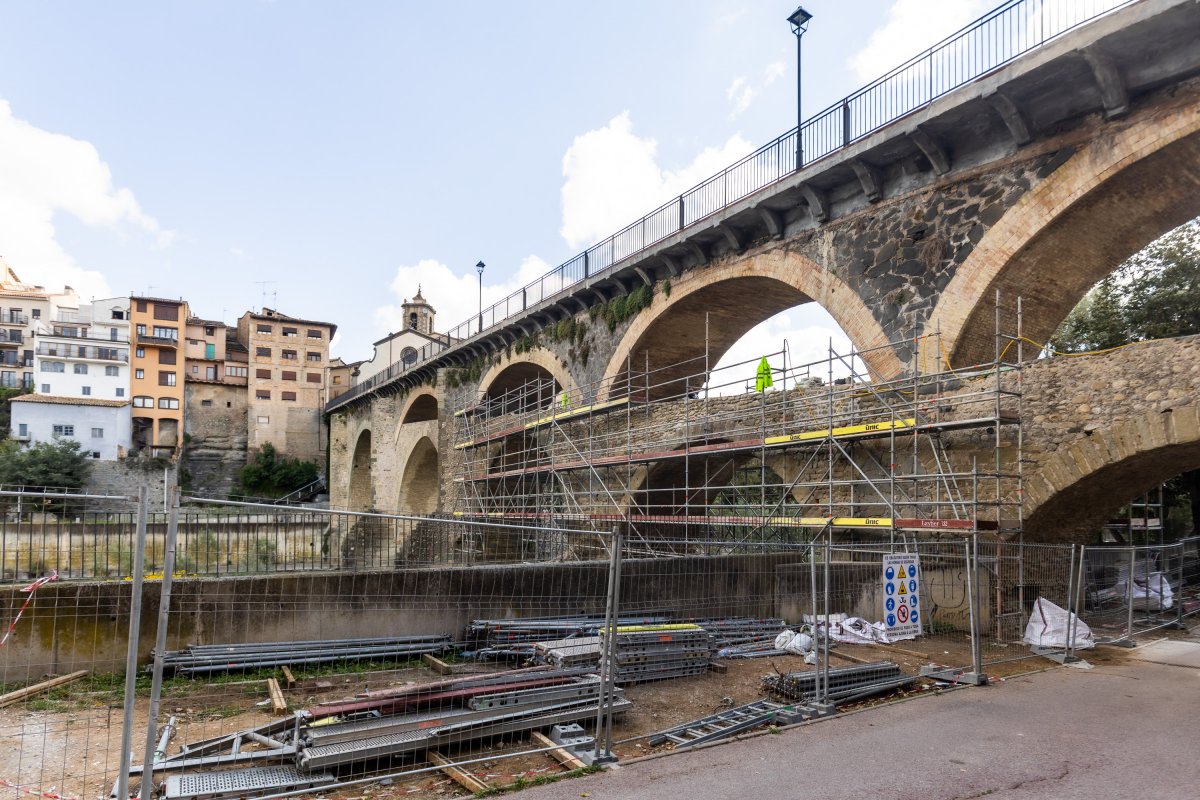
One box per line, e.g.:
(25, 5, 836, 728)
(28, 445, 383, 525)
(0, 670, 89, 709)
(531, 731, 587, 771)
(707, 660, 729, 674)
(829, 650, 874, 665)
(280, 666, 296, 690)
(266, 678, 287, 715)
(422, 653, 455, 676)
(862, 643, 931, 659)
(428, 751, 490, 793)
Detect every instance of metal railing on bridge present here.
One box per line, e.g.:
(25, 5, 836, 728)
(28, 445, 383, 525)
(326, 0, 1134, 413)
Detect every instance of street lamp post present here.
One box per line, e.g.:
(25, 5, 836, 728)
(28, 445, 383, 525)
(788, 7, 813, 171)
(476, 260, 486, 332)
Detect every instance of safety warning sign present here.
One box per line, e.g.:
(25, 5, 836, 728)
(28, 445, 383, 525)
(882, 553, 921, 640)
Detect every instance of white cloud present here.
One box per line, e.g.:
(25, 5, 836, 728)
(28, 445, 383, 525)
(559, 112, 753, 250)
(374, 254, 554, 347)
(726, 77, 757, 117)
(764, 60, 786, 84)
(848, 0, 991, 83)
(0, 99, 170, 298)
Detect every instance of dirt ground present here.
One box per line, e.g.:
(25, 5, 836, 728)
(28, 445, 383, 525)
(0, 633, 1158, 800)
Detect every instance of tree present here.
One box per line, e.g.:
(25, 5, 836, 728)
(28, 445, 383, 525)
(237, 443, 319, 499)
(1051, 218, 1200, 535)
(0, 437, 93, 494)
(0, 387, 31, 441)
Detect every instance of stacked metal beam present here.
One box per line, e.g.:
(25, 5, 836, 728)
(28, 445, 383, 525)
(464, 614, 671, 660)
(156, 634, 452, 675)
(762, 661, 914, 702)
(297, 668, 627, 769)
(689, 617, 787, 648)
(532, 635, 603, 668)
(601, 625, 714, 683)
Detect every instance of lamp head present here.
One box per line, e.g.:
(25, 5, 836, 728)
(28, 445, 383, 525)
(476, 261, 486, 276)
(788, 6, 813, 35)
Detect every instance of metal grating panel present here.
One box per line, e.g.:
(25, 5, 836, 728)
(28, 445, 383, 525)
(164, 766, 333, 800)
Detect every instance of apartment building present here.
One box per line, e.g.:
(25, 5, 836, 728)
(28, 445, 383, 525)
(0, 259, 79, 391)
(237, 308, 335, 464)
(32, 297, 130, 402)
(9, 395, 130, 460)
(129, 296, 188, 456)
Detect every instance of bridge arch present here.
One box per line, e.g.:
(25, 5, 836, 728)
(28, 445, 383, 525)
(930, 93, 1200, 369)
(600, 249, 894, 401)
(397, 435, 440, 514)
(348, 428, 373, 511)
(1024, 404, 1200, 540)
(478, 348, 576, 414)
(400, 388, 439, 424)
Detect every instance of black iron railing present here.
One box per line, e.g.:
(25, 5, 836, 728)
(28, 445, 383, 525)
(328, 0, 1132, 412)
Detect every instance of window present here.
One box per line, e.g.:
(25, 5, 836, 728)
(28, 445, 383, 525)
(256, 390, 270, 400)
(205, 343, 216, 359)
(257, 324, 272, 334)
(159, 349, 176, 365)
(158, 397, 180, 409)
(136, 300, 147, 312)
(17, 423, 27, 437)
(201, 399, 213, 407)
(40, 362, 65, 373)
(105, 365, 119, 377)
(52, 424, 75, 436)
(402, 347, 417, 365)
(31, 309, 41, 319)
(136, 347, 145, 358)
(92, 451, 100, 459)
(306, 352, 321, 362)
(282, 371, 296, 381)
(256, 368, 271, 379)
(74, 363, 88, 374)
(116, 388, 125, 397)
(227, 366, 248, 377)
(133, 396, 153, 408)
(408, 312, 418, 329)
(110, 328, 119, 341)
(82, 386, 91, 396)
(40, 383, 50, 393)
(152, 326, 177, 340)
(136, 324, 147, 335)
(191, 365, 198, 374)
(281, 391, 297, 401)
(306, 329, 322, 339)
(204, 326, 215, 336)
(91, 428, 104, 438)
(256, 415, 269, 424)
(112, 309, 126, 320)
(255, 346, 271, 357)
(135, 369, 144, 379)
(307, 373, 321, 383)
(153, 304, 179, 321)
(282, 327, 297, 337)
(206, 366, 216, 380)
(158, 371, 176, 386)
(333, 375, 342, 384)
(281, 349, 297, 360)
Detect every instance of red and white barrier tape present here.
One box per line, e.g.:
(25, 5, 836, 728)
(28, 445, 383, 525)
(0, 570, 58, 648)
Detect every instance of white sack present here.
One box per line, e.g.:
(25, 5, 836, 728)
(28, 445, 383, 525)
(1023, 596, 1094, 650)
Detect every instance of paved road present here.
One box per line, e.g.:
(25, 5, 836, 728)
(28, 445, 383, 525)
(521, 644, 1200, 800)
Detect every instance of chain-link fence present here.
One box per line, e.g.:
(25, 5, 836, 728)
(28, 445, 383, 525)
(3, 490, 1197, 799)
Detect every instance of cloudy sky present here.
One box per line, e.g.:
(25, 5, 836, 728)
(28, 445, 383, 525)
(0, 0, 995, 382)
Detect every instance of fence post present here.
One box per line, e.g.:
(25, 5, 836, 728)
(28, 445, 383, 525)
(116, 486, 149, 800)
(841, 100, 851, 147)
(1175, 541, 1185, 630)
(1126, 546, 1136, 641)
(965, 535, 984, 683)
(593, 524, 623, 765)
(139, 486, 180, 799)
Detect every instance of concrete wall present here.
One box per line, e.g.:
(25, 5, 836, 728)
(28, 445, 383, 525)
(84, 460, 177, 511)
(0, 552, 808, 682)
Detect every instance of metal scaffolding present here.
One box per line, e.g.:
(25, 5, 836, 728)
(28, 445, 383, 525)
(449, 296, 1026, 556)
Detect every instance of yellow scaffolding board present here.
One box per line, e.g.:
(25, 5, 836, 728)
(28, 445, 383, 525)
(764, 417, 915, 446)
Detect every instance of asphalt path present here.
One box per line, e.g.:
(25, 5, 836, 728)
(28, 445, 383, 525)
(519, 643, 1200, 800)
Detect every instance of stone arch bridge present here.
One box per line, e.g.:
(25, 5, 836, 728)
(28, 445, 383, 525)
(327, 0, 1200, 541)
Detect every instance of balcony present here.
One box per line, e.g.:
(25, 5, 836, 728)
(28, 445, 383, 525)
(0, 352, 32, 367)
(36, 345, 128, 363)
(1, 313, 29, 327)
(137, 333, 178, 348)
(46, 330, 129, 344)
(0, 330, 23, 345)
